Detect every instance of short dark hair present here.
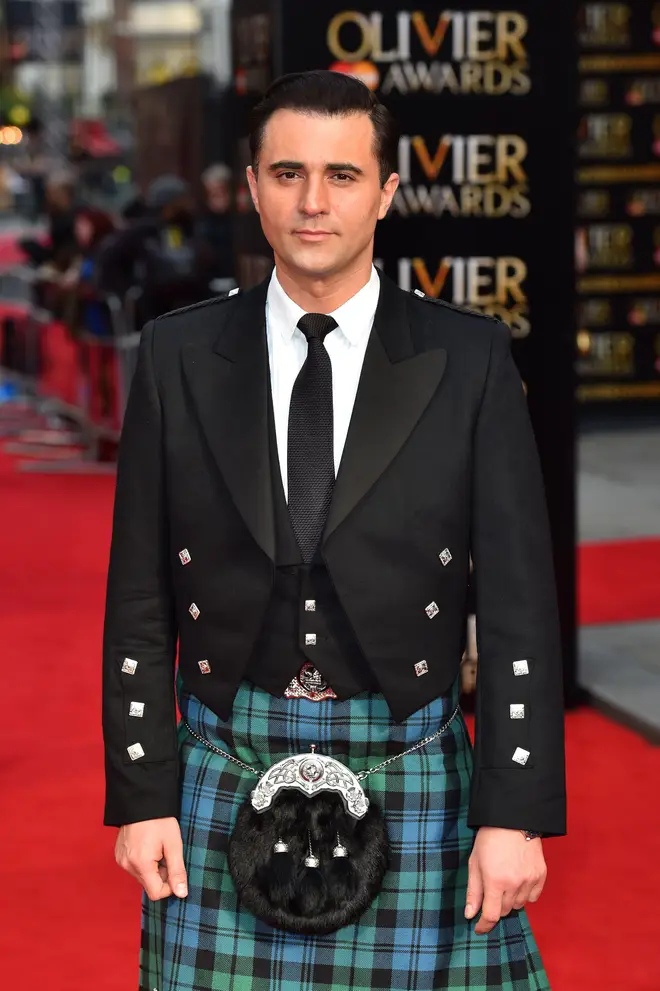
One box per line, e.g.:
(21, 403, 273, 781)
(249, 70, 399, 187)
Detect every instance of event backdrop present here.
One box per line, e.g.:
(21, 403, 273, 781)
(576, 1, 660, 402)
(231, 0, 579, 702)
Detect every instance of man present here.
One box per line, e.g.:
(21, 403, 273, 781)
(104, 71, 565, 990)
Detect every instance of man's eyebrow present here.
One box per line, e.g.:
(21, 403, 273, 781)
(326, 162, 364, 174)
(267, 161, 365, 174)
(268, 161, 304, 171)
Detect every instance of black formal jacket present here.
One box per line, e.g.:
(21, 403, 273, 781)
(102, 270, 567, 836)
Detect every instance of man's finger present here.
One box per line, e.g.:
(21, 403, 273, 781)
(139, 860, 173, 901)
(527, 875, 546, 903)
(512, 887, 528, 911)
(465, 859, 484, 919)
(475, 886, 503, 935)
(500, 890, 516, 918)
(163, 833, 188, 898)
(512, 880, 534, 910)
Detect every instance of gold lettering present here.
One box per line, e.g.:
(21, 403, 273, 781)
(411, 11, 451, 57)
(483, 186, 510, 218)
(508, 188, 532, 219)
(412, 258, 452, 297)
(460, 185, 484, 216)
(495, 13, 528, 60)
(510, 64, 532, 96)
(461, 61, 484, 93)
(327, 11, 372, 62)
(467, 137, 495, 183)
(497, 257, 527, 304)
(412, 135, 452, 181)
(467, 259, 496, 303)
(467, 12, 494, 61)
(495, 136, 527, 183)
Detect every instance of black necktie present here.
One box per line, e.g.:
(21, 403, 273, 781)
(287, 313, 338, 563)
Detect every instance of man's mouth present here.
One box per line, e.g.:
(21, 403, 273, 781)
(293, 230, 334, 241)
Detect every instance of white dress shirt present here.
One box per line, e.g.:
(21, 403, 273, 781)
(266, 266, 381, 501)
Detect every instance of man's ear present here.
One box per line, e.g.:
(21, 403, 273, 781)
(378, 172, 400, 220)
(246, 166, 260, 214)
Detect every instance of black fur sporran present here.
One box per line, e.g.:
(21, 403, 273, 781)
(228, 787, 390, 934)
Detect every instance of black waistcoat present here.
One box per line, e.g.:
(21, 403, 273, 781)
(244, 391, 379, 697)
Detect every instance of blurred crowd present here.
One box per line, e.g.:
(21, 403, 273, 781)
(0, 120, 235, 449)
(9, 116, 235, 337)
(18, 163, 234, 332)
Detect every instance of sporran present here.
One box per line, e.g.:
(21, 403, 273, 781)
(183, 702, 460, 935)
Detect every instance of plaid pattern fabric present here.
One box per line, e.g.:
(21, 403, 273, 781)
(140, 676, 550, 990)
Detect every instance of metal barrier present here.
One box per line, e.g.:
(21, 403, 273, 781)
(0, 257, 236, 473)
(0, 266, 143, 473)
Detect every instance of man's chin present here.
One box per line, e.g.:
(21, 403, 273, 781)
(282, 247, 344, 279)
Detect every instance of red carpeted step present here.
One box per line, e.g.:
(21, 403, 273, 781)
(1, 449, 658, 990)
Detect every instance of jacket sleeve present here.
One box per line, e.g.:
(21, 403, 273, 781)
(102, 320, 180, 827)
(468, 321, 567, 836)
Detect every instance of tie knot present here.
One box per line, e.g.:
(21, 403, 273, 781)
(297, 313, 338, 343)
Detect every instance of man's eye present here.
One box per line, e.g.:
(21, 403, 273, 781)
(332, 173, 353, 182)
(278, 172, 300, 180)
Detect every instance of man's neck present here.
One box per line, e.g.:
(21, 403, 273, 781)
(274, 257, 374, 314)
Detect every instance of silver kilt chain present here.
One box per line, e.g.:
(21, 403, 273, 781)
(182, 703, 462, 781)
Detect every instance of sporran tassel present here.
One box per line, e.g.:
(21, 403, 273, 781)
(296, 828, 326, 915)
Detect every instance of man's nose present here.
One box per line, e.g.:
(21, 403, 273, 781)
(299, 175, 329, 216)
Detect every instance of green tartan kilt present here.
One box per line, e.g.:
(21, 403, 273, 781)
(140, 675, 550, 990)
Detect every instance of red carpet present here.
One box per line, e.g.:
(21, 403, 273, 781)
(0, 451, 659, 989)
(579, 538, 660, 625)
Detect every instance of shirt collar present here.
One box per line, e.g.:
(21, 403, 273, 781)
(267, 266, 381, 347)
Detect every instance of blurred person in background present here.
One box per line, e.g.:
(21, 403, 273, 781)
(196, 163, 234, 282)
(103, 71, 565, 990)
(14, 117, 50, 218)
(57, 207, 120, 424)
(18, 170, 81, 314)
(120, 192, 147, 223)
(97, 174, 208, 323)
(19, 169, 79, 274)
(59, 207, 118, 338)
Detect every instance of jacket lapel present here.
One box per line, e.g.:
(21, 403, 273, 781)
(181, 279, 276, 561)
(323, 272, 447, 541)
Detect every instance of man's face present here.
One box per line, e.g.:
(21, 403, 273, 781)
(247, 110, 398, 279)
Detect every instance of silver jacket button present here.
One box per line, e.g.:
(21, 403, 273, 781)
(512, 747, 530, 765)
(127, 743, 145, 761)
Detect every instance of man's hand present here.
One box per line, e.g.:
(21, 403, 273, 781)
(115, 817, 188, 902)
(465, 826, 547, 935)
